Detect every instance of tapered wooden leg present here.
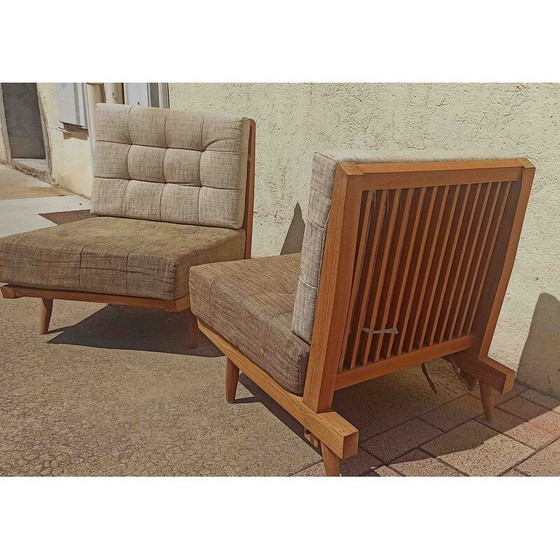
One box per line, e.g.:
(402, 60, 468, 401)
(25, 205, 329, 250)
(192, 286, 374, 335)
(186, 309, 199, 348)
(39, 298, 53, 334)
(320, 442, 340, 477)
(226, 358, 240, 404)
(480, 382, 495, 421)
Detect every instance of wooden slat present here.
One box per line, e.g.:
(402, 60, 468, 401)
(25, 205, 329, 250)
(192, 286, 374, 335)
(357, 159, 524, 174)
(354, 166, 522, 191)
(361, 189, 400, 363)
(336, 335, 474, 390)
(396, 187, 438, 355)
(426, 184, 470, 345)
(445, 351, 515, 393)
(347, 190, 387, 369)
(406, 186, 450, 352)
(242, 119, 256, 259)
(0, 284, 190, 311)
(338, 190, 374, 370)
(383, 188, 427, 358)
(414, 184, 460, 349)
(449, 182, 493, 338)
(465, 182, 512, 334)
(457, 181, 504, 336)
(371, 189, 413, 362)
(436, 184, 482, 342)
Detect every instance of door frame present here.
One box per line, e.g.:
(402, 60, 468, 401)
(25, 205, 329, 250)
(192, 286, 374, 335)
(0, 83, 52, 180)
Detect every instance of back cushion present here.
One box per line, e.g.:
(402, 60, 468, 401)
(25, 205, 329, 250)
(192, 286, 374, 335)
(292, 150, 505, 344)
(91, 104, 251, 229)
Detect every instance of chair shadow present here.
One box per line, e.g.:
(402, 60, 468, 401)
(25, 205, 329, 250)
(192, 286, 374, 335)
(518, 292, 560, 398)
(280, 202, 305, 255)
(48, 305, 222, 357)
(239, 359, 544, 474)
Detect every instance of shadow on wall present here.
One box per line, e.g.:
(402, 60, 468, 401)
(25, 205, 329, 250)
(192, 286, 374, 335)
(518, 293, 560, 398)
(280, 202, 305, 255)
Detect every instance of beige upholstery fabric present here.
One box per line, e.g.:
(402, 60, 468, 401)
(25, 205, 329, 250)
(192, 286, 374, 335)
(292, 150, 505, 343)
(92, 104, 251, 229)
(190, 253, 310, 395)
(0, 217, 245, 300)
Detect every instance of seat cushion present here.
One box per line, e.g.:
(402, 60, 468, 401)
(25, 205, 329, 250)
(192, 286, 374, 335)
(189, 253, 310, 395)
(92, 104, 251, 229)
(0, 216, 245, 300)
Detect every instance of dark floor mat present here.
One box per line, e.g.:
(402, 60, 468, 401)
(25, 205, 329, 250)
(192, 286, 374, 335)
(39, 209, 93, 225)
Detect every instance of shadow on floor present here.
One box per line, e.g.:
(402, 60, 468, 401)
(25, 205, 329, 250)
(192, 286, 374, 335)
(47, 301, 512, 470)
(48, 305, 222, 358)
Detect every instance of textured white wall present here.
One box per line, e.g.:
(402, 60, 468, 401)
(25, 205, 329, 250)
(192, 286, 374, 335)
(0, 120, 7, 162)
(37, 83, 94, 197)
(170, 83, 560, 396)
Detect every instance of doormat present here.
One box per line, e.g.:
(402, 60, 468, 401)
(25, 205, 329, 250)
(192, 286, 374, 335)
(39, 209, 93, 225)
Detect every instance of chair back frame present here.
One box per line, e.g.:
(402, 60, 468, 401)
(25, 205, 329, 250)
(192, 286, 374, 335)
(303, 159, 535, 413)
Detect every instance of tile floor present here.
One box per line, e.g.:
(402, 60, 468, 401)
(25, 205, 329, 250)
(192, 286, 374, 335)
(294, 383, 560, 476)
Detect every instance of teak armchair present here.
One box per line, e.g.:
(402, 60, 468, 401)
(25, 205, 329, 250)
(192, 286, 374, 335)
(0, 104, 256, 346)
(190, 152, 534, 475)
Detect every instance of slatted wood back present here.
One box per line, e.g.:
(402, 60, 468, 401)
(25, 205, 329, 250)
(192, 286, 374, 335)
(303, 159, 535, 412)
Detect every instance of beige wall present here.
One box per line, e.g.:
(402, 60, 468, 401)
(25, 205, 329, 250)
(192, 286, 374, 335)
(0, 126, 7, 162)
(170, 83, 560, 397)
(0, 104, 8, 162)
(37, 83, 94, 196)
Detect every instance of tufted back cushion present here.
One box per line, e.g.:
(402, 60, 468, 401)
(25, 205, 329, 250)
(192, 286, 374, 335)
(292, 150, 506, 344)
(91, 104, 251, 229)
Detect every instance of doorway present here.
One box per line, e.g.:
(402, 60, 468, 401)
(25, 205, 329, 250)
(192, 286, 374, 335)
(1, 83, 49, 180)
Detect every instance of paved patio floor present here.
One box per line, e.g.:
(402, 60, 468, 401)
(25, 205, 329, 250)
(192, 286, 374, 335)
(1, 163, 559, 476)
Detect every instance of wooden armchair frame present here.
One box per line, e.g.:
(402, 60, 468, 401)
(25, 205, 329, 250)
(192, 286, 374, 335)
(200, 158, 535, 475)
(1, 120, 256, 347)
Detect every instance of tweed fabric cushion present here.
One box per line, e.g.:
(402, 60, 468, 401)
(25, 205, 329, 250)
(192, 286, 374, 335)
(190, 253, 310, 395)
(0, 217, 245, 300)
(92, 104, 251, 229)
(292, 150, 505, 343)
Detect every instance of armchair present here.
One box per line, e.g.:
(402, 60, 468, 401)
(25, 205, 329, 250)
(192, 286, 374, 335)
(190, 152, 534, 475)
(0, 103, 256, 347)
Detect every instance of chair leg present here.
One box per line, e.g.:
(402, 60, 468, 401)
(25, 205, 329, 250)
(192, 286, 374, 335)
(226, 358, 240, 404)
(320, 442, 340, 477)
(480, 382, 495, 421)
(186, 309, 199, 348)
(39, 298, 53, 335)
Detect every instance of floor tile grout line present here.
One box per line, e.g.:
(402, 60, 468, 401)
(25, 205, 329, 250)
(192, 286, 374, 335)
(472, 415, 558, 451)
(358, 389, 476, 450)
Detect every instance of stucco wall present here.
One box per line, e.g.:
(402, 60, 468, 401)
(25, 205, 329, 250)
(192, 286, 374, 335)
(0, 120, 7, 162)
(37, 83, 93, 197)
(170, 83, 560, 396)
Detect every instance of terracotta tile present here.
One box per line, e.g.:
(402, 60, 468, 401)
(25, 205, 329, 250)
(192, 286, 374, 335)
(470, 382, 526, 405)
(501, 469, 528, 477)
(293, 449, 382, 477)
(499, 397, 560, 436)
(476, 409, 557, 450)
(374, 466, 402, 477)
(421, 420, 533, 476)
(389, 449, 463, 477)
(361, 418, 443, 463)
(516, 439, 560, 476)
(520, 389, 560, 413)
(421, 395, 482, 431)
